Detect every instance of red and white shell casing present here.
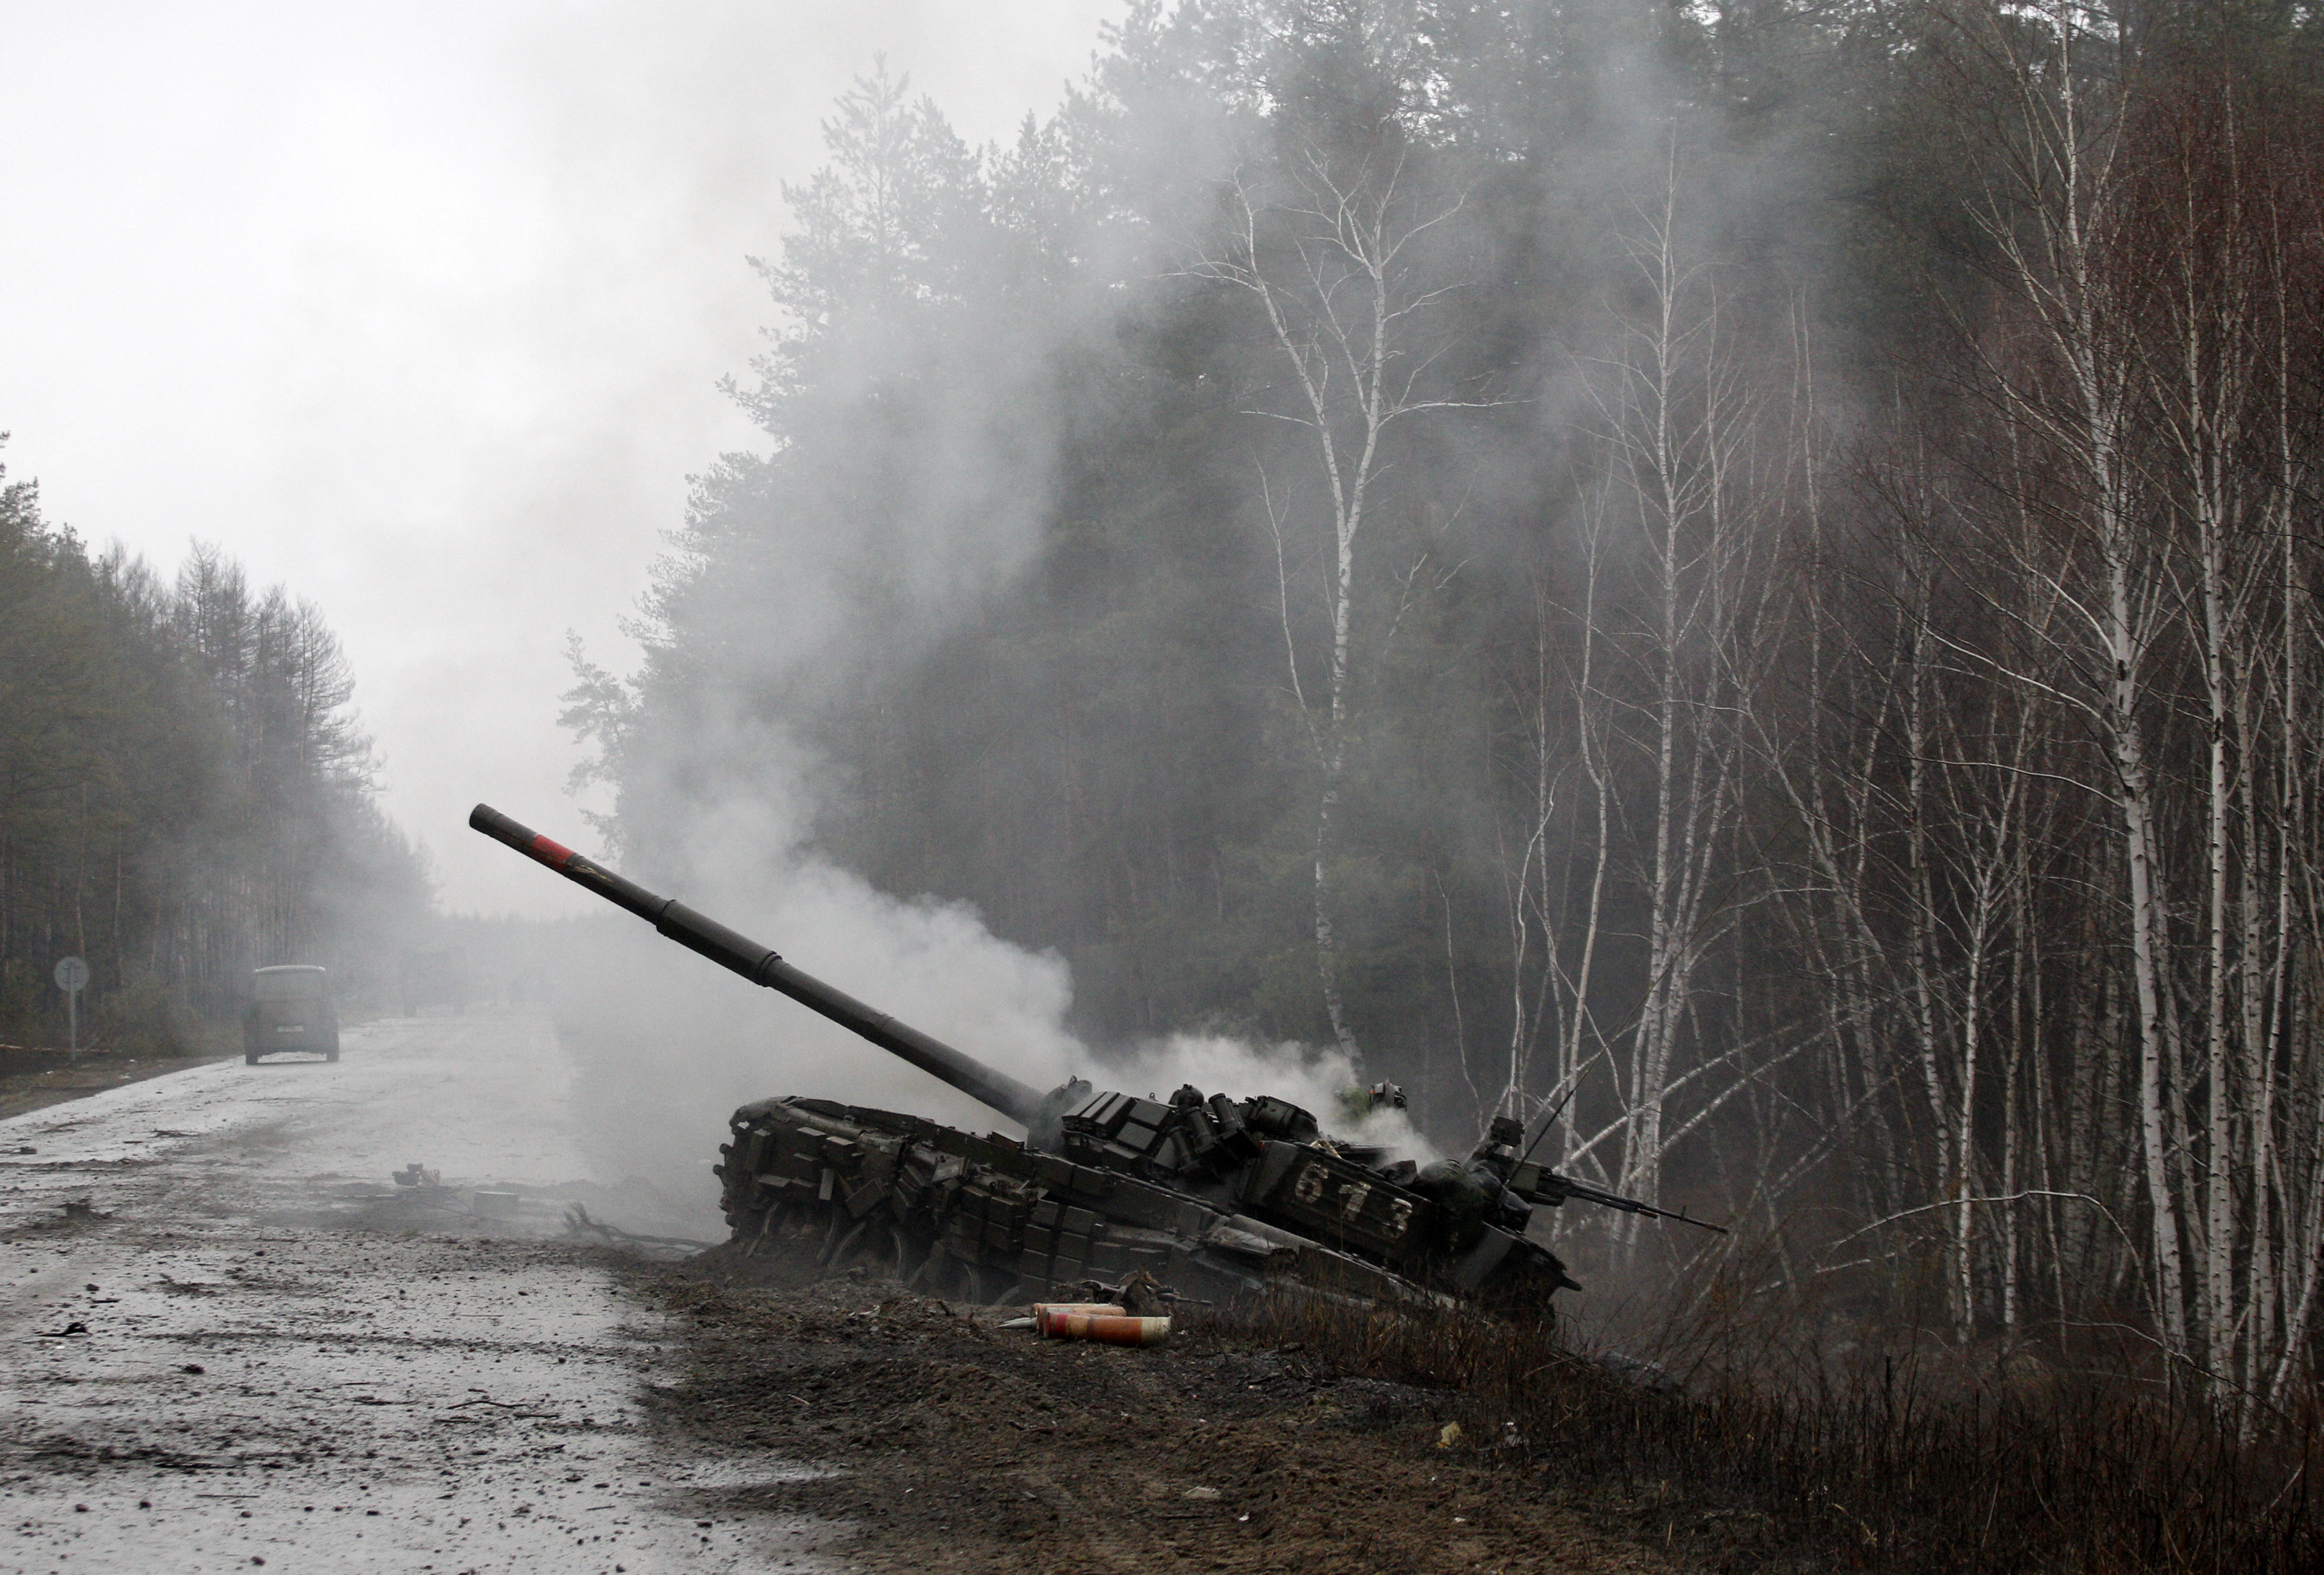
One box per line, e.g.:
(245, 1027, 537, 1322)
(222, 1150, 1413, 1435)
(1033, 1301, 1123, 1334)
(1046, 1311, 1171, 1347)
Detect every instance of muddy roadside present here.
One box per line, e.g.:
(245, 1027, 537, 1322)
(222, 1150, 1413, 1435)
(627, 1249, 1716, 1575)
(0, 1044, 242, 1121)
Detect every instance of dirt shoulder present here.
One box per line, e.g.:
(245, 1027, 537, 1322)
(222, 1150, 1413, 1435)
(631, 1250, 1701, 1575)
(0, 1044, 240, 1120)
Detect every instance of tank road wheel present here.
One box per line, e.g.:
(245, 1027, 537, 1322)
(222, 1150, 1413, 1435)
(822, 1218, 869, 1270)
(741, 1202, 788, 1258)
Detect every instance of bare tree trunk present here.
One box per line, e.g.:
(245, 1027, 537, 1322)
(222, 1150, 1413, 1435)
(1943, 0, 2191, 1351)
(1197, 151, 1477, 1075)
(1591, 131, 1762, 1234)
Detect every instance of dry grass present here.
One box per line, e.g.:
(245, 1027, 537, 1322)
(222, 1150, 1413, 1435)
(1190, 1250, 2320, 1574)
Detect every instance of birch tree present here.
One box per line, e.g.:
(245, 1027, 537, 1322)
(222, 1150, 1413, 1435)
(1191, 137, 1475, 1070)
(1575, 131, 1775, 1232)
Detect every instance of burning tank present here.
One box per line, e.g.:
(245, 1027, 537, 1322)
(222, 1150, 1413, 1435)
(471, 803, 1722, 1314)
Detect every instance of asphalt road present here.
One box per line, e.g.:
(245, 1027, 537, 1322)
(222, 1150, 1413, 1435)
(0, 1011, 843, 1575)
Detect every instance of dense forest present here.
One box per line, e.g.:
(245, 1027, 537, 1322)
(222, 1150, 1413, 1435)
(566, 0, 2323, 1411)
(0, 452, 429, 1051)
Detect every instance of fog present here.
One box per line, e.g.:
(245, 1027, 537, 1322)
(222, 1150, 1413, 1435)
(0, 1, 1116, 915)
(4, 0, 1452, 1201)
(19, 2, 2315, 1414)
(515, 720, 1435, 1206)
(11, 13, 2324, 1548)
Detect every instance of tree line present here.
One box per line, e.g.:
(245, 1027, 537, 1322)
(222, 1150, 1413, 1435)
(569, 0, 2324, 1412)
(0, 452, 428, 1050)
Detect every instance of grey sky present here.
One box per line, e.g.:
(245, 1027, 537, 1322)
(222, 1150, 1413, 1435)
(0, 0, 1118, 914)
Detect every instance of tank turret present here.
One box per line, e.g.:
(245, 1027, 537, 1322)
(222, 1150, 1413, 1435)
(471, 803, 1721, 1311)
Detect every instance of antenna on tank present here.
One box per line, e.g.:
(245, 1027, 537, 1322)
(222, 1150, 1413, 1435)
(1517, 1080, 1578, 1168)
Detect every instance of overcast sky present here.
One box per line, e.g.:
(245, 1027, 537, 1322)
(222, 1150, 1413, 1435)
(0, 0, 1118, 915)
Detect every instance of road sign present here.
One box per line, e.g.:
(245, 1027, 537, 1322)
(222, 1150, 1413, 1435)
(53, 956, 87, 1056)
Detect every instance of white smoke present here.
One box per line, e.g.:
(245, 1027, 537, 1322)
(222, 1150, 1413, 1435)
(533, 28, 1453, 1219)
(544, 721, 1444, 1220)
(1109, 1032, 1442, 1163)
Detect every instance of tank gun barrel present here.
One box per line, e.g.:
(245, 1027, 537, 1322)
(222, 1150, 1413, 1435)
(468, 803, 1050, 1129)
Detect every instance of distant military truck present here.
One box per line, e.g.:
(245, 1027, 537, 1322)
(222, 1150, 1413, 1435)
(400, 948, 472, 1017)
(244, 965, 340, 1064)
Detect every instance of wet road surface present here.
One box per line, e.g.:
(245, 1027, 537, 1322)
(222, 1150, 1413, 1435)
(0, 1012, 845, 1574)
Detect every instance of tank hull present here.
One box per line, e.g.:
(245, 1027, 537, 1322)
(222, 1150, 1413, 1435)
(717, 1095, 1577, 1311)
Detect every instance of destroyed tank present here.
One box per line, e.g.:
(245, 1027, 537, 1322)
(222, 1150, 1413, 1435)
(471, 803, 1720, 1313)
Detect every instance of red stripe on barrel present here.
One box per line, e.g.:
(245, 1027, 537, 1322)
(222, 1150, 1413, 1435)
(529, 835, 574, 868)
